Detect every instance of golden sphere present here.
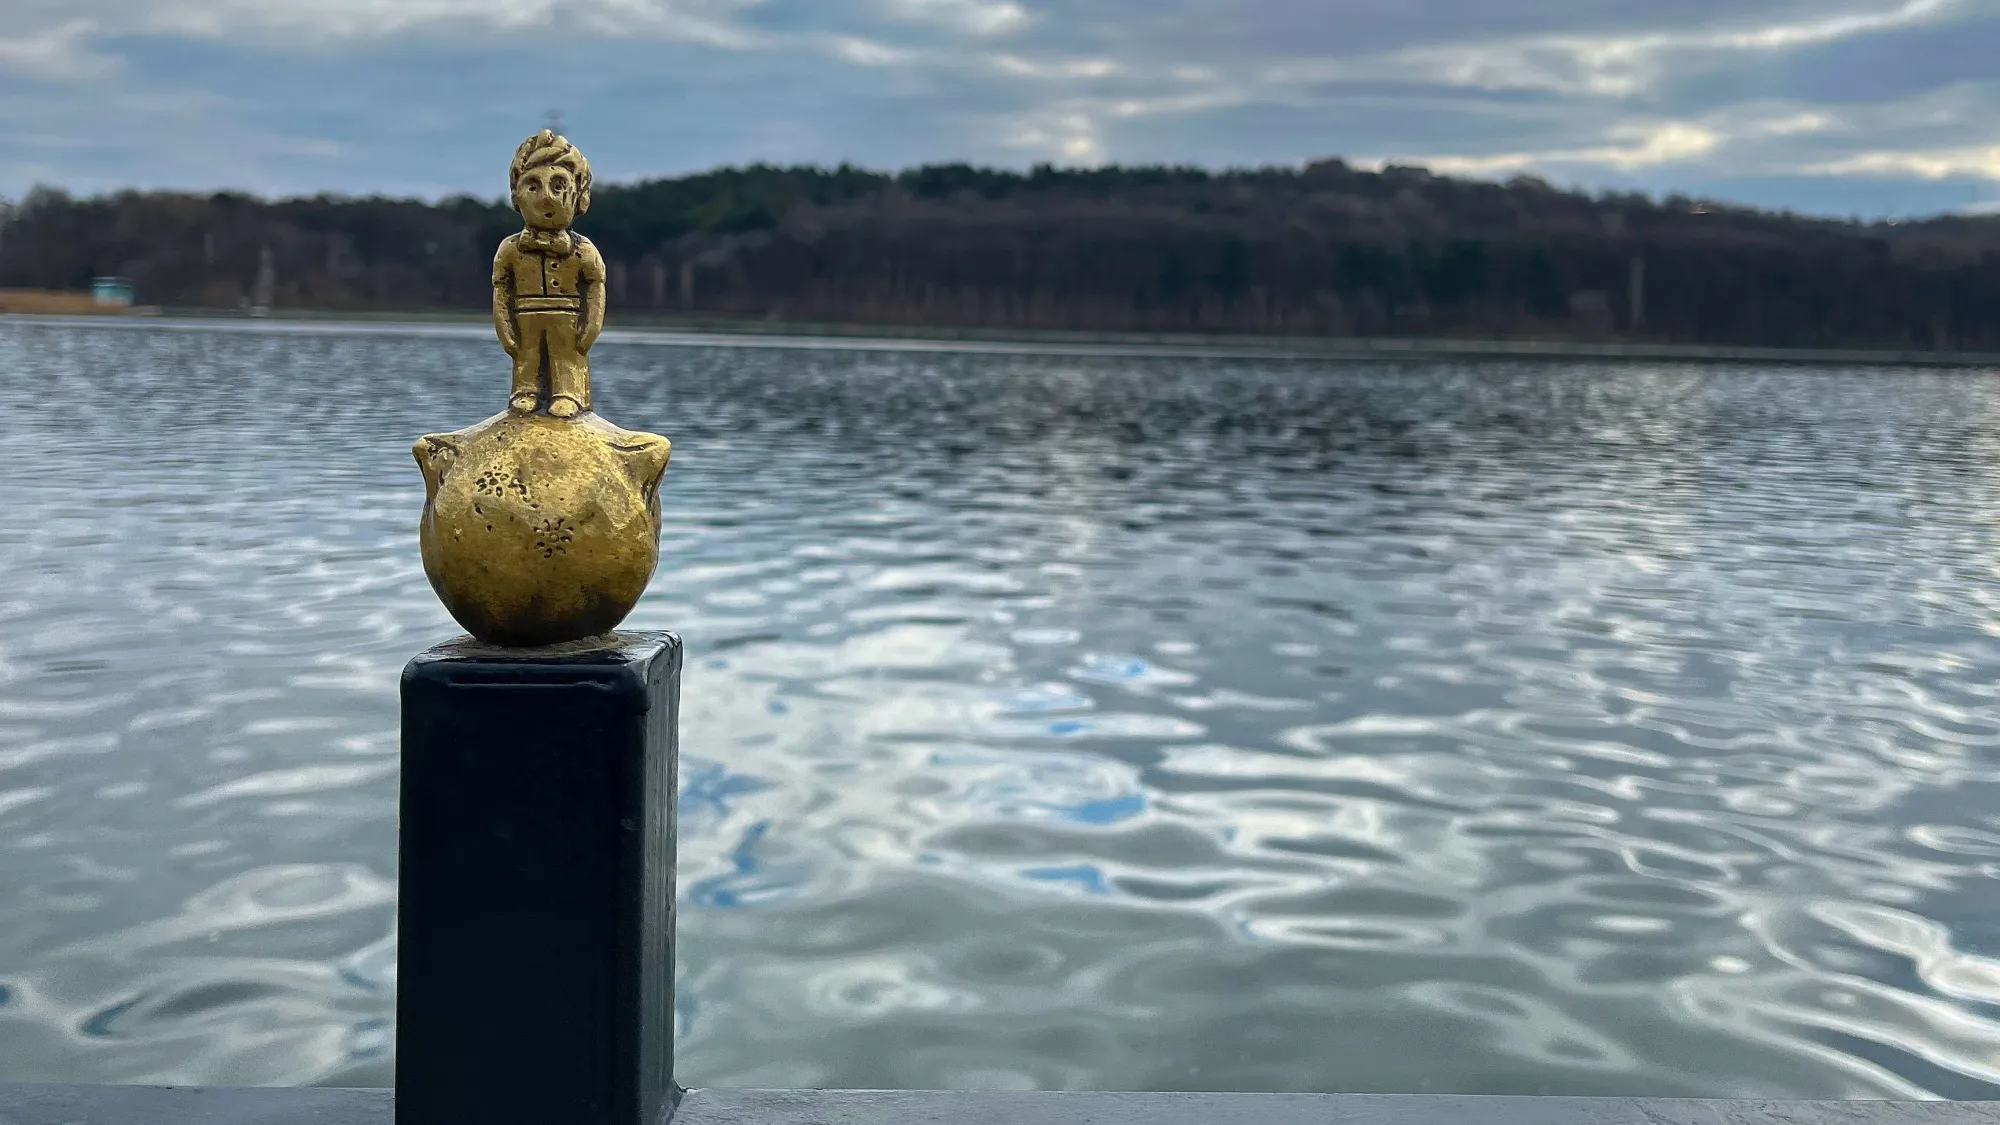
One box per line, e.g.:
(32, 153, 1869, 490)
(414, 411, 671, 647)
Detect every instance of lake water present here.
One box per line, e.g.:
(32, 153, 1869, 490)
(3, 318, 2000, 1098)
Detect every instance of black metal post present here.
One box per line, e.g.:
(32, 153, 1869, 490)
(396, 633, 680, 1125)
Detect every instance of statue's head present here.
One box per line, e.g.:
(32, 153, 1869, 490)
(509, 130, 592, 230)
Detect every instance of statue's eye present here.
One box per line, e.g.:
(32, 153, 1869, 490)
(552, 176, 568, 191)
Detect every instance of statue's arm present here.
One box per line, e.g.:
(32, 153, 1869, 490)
(492, 240, 520, 356)
(579, 239, 607, 354)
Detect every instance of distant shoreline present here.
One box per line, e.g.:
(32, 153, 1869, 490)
(8, 307, 2000, 368)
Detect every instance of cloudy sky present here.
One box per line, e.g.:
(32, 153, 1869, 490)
(3, 0, 1997, 217)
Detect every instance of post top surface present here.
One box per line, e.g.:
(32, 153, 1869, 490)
(416, 629, 679, 663)
(404, 631, 682, 691)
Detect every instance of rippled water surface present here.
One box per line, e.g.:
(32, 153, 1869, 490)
(4, 319, 2000, 1096)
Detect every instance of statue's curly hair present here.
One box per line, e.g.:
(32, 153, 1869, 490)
(509, 130, 592, 211)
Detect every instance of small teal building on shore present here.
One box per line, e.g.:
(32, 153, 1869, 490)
(90, 277, 133, 307)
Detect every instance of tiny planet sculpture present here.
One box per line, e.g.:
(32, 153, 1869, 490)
(413, 130, 672, 647)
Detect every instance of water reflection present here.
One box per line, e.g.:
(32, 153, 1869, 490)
(2, 319, 2000, 1096)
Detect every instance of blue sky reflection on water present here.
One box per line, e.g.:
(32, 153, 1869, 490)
(685, 821, 809, 911)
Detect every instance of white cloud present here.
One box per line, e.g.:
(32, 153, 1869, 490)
(16, 0, 765, 47)
(141, 0, 562, 37)
(830, 35, 910, 65)
(1100, 88, 1243, 121)
(1807, 146, 2000, 179)
(993, 80, 1246, 165)
(1003, 108, 1106, 163)
(972, 49, 1248, 163)
(1368, 119, 1722, 175)
(0, 19, 113, 78)
(1596, 121, 1722, 165)
(1750, 111, 1839, 137)
(1387, 0, 1962, 97)
(1715, 0, 1956, 50)
(882, 0, 1029, 37)
(988, 53, 1120, 79)
(1361, 101, 1851, 179)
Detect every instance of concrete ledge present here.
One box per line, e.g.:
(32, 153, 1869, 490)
(0, 1084, 389, 1124)
(670, 1089, 2000, 1125)
(5, 1085, 2000, 1125)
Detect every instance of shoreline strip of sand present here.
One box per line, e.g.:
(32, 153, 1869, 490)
(6, 307, 1998, 367)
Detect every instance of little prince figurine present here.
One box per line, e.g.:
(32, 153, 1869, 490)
(494, 129, 608, 419)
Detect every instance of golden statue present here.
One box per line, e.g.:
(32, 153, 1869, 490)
(412, 130, 672, 647)
(494, 132, 606, 419)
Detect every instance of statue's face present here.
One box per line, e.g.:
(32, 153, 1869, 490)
(514, 164, 584, 229)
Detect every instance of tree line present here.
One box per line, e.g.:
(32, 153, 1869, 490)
(4, 159, 1998, 349)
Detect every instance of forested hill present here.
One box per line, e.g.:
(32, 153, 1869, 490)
(5, 159, 1999, 349)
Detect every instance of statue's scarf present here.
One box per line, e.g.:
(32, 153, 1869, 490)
(518, 229, 574, 257)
